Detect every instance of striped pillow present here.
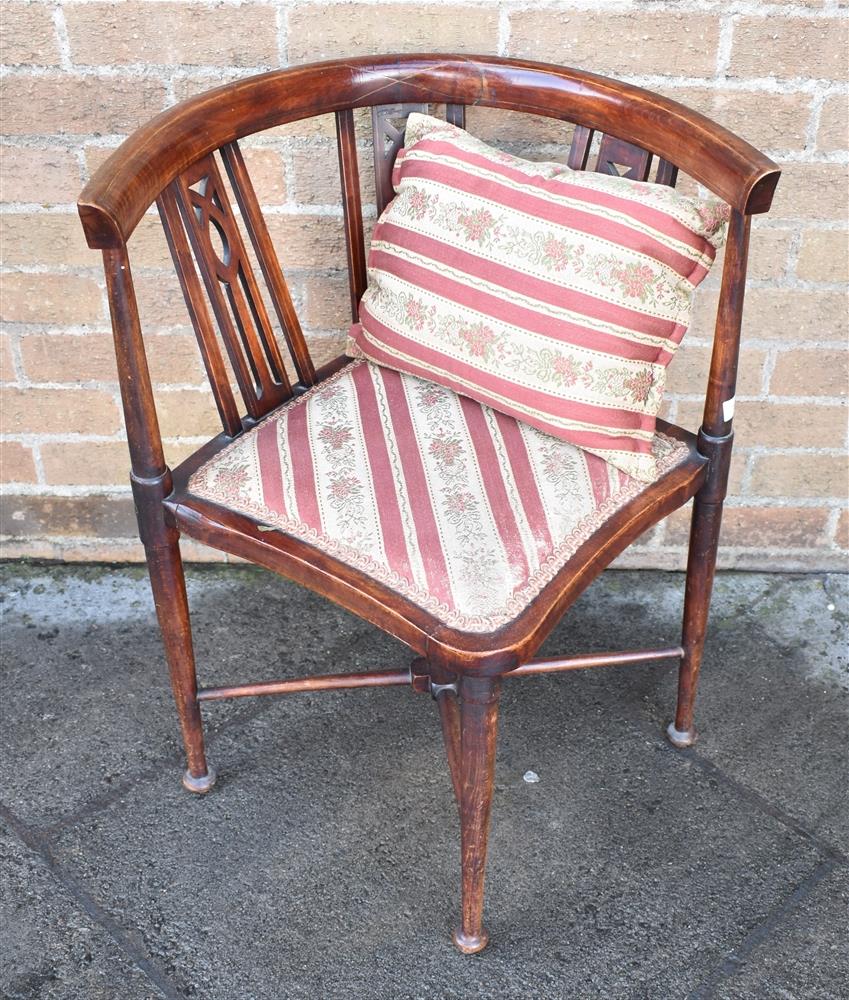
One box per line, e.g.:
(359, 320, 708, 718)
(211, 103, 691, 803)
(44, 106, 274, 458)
(348, 112, 729, 481)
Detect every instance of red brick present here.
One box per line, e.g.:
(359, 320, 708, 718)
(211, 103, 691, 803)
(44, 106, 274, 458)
(134, 271, 193, 331)
(3, 211, 169, 269)
(3, 74, 168, 136)
(675, 400, 847, 449)
(816, 93, 849, 153)
(665, 505, 830, 547)
(305, 332, 347, 370)
(664, 346, 764, 398)
(267, 215, 346, 270)
(750, 453, 849, 498)
(836, 509, 849, 550)
(0, 494, 138, 538)
(666, 87, 813, 153)
(769, 163, 849, 222)
(747, 226, 794, 281)
(2, 387, 121, 435)
(0, 441, 37, 483)
(0, 146, 81, 204)
(1, 213, 94, 267)
(0, 333, 15, 382)
(742, 288, 848, 342)
(19, 332, 204, 385)
(2, 1, 60, 65)
(464, 108, 573, 147)
(298, 273, 353, 331)
(65, 2, 277, 67)
(0, 273, 104, 325)
(290, 148, 377, 209)
(770, 349, 849, 396)
(155, 389, 221, 439)
(288, 4, 500, 61)
(795, 229, 849, 283)
(508, 10, 720, 77)
(40, 440, 129, 486)
(730, 16, 849, 81)
(241, 148, 287, 205)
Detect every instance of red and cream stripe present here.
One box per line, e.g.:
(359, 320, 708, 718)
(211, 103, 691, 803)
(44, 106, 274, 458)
(190, 361, 689, 632)
(352, 112, 727, 482)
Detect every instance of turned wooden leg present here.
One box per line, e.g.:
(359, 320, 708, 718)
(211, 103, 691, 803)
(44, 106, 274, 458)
(437, 689, 463, 805)
(453, 674, 501, 955)
(668, 495, 724, 749)
(146, 537, 215, 792)
(429, 665, 463, 805)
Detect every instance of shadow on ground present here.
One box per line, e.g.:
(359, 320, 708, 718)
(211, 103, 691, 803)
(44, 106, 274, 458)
(1, 565, 846, 999)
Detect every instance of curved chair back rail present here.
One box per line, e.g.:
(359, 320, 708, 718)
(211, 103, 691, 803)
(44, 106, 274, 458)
(79, 54, 779, 249)
(80, 55, 778, 464)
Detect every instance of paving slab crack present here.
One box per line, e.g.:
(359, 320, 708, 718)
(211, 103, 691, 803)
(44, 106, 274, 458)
(686, 857, 843, 1000)
(0, 801, 184, 1000)
(671, 746, 846, 864)
(37, 624, 386, 838)
(39, 693, 279, 839)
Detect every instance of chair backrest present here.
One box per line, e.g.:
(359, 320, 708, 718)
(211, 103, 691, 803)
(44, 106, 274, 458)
(78, 55, 780, 486)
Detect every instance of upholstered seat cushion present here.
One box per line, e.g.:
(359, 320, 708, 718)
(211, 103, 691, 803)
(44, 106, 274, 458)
(188, 361, 688, 633)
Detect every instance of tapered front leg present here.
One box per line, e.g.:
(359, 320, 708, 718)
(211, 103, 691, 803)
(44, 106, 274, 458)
(669, 494, 724, 748)
(453, 674, 501, 955)
(146, 537, 215, 792)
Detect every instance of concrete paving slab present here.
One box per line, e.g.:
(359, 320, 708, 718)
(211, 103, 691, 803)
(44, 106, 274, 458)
(0, 820, 166, 1000)
(1, 565, 846, 999)
(543, 573, 849, 855)
(44, 669, 823, 999)
(714, 864, 849, 1000)
(0, 565, 404, 829)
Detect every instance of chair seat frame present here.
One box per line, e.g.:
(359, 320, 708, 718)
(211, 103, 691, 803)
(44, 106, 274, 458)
(79, 54, 779, 953)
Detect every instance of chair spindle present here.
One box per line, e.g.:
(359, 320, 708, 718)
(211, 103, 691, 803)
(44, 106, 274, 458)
(161, 153, 293, 426)
(336, 108, 368, 322)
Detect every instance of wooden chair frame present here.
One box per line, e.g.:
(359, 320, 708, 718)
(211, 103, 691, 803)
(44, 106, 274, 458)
(78, 55, 780, 953)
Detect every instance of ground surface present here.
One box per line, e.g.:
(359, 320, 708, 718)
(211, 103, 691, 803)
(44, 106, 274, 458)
(0, 565, 846, 1000)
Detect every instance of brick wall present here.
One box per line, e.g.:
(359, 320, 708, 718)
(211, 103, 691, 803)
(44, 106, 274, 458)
(1, 0, 847, 569)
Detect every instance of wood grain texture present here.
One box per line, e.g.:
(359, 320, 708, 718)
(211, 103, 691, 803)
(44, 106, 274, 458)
(79, 54, 780, 249)
(336, 108, 368, 318)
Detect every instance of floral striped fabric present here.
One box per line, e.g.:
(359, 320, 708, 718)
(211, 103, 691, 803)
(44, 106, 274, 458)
(348, 112, 729, 482)
(189, 361, 689, 633)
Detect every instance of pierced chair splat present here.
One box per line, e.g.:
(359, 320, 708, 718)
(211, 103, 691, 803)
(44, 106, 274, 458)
(78, 54, 779, 954)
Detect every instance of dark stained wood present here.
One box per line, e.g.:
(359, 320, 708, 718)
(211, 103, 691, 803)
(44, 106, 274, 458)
(595, 133, 652, 180)
(171, 154, 292, 420)
(335, 108, 368, 319)
(220, 141, 315, 387)
(197, 666, 412, 701)
(78, 56, 780, 953)
(79, 55, 780, 250)
(145, 532, 215, 791)
(566, 124, 594, 170)
(655, 158, 679, 187)
(668, 495, 724, 748)
(703, 210, 751, 438)
(102, 247, 167, 479)
(437, 688, 463, 805)
(157, 187, 243, 437)
(371, 101, 428, 215)
(164, 417, 708, 671)
(509, 646, 684, 676)
(453, 674, 501, 954)
(445, 102, 466, 128)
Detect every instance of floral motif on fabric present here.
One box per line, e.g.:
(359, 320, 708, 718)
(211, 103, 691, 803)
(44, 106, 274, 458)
(188, 362, 692, 634)
(349, 112, 729, 482)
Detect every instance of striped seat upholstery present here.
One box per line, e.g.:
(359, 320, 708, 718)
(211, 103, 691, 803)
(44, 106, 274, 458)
(188, 360, 688, 634)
